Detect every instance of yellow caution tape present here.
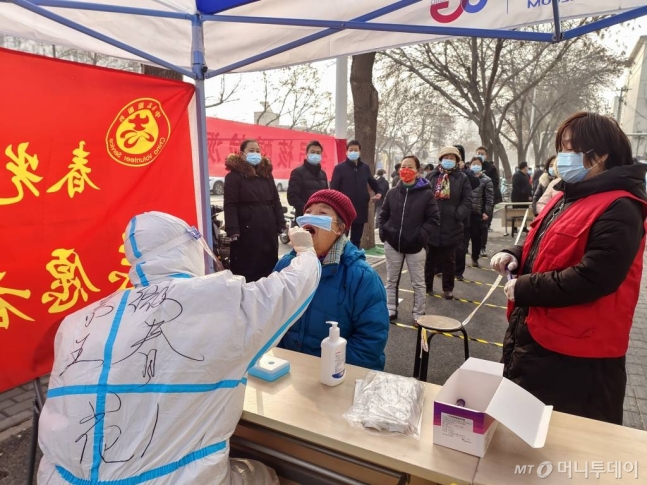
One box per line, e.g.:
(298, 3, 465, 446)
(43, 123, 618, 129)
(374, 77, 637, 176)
(398, 288, 508, 310)
(460, 278, 505, 289)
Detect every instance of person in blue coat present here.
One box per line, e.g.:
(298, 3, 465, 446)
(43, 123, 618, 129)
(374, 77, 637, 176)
(274, 189, 389, 370)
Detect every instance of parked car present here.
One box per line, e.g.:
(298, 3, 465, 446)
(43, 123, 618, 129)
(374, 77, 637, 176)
(274, 179, 288, 192)
(209, 176, 224, 195)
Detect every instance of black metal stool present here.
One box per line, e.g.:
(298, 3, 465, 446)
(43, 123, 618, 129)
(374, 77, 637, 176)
(413, 315, 470, 382)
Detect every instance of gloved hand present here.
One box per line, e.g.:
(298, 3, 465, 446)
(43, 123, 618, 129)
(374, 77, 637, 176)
(289, 227, 315, 254)
(504, 278, 517, 301)
(490, 252, 518, 276)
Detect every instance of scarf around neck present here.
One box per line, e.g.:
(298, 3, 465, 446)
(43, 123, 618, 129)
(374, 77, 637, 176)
(435, 168, 454, 200)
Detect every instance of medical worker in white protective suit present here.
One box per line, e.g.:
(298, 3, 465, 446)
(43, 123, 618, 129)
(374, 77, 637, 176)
(38, 211, 320, 485)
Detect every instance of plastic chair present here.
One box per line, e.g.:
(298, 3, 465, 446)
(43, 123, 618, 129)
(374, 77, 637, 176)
(413, 315, 470, 382)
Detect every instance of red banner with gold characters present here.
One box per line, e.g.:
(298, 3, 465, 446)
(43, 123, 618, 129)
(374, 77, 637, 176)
(0, 48, 198, 392)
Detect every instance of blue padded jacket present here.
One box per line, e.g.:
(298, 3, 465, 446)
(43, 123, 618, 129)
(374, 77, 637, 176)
(274, 242, 389, 370)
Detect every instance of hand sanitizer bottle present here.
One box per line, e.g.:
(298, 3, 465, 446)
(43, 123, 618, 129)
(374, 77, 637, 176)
(320, 321, 347, 386)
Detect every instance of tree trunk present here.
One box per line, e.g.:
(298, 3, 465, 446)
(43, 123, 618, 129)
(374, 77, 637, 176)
(350, 53, 379, 250)
(478, 119, 511, 180)
(494, 136, 512, 181)
(142, 65, 183, 81)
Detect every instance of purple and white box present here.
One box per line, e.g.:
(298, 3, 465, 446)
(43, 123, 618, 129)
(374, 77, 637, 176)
(433, 358, 553, 457)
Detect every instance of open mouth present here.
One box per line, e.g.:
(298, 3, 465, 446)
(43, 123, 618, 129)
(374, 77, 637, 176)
(303, 225, 316, 235)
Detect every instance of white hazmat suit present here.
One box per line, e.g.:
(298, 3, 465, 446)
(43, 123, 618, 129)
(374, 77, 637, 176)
(38, 211, 321, 484)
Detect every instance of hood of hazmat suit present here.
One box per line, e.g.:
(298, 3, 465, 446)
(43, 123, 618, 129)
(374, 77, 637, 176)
(38, 211, 320, 485)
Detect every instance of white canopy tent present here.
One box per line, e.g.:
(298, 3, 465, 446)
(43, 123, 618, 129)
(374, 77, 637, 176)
(1, 0, 646, 263)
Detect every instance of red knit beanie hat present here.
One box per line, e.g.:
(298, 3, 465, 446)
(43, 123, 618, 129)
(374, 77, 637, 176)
(304, 189, 357, 229)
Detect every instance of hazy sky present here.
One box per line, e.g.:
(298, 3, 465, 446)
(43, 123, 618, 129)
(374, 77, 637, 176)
(204, 19, 644, 127)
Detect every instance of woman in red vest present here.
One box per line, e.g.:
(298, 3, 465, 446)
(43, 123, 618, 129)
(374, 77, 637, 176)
(491, 112, 647, 425)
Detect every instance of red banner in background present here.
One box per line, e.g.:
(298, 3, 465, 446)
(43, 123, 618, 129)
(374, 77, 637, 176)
(206, 118, 339, 182)
(0, 48, 197, 392)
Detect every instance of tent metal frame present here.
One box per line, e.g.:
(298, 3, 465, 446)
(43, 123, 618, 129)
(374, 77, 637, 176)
(4, 2, 646, 482)
(4, 0, 647, 260)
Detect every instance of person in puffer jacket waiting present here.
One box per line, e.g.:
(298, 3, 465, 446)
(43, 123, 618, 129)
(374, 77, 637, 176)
(467, 156, 494, 268)
(424, 146, 473, 300)
(380, 156, 440, 323)
(276, 190, 389, 370)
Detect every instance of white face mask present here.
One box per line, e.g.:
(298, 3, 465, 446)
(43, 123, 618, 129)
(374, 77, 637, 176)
(347, 151, 360, 161)
(556, 151, 594, 183)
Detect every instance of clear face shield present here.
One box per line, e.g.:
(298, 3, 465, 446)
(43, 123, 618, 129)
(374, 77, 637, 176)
(187, 226, 225, 272)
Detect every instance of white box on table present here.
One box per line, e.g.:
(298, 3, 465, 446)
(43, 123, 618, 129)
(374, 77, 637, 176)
(433, 358, 552, 457)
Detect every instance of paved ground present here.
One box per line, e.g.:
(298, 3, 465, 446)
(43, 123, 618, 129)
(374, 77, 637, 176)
(1, 211, 646, 482)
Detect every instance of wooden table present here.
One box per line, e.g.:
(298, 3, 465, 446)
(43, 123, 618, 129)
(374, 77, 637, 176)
(239, 349, 647, 485)
(473, 411, 647, 484)
(500, 202, 534, 237)
(240, 348, 479, 485)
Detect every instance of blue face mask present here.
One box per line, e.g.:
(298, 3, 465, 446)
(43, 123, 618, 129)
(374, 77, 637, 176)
(440, 159, 456, 171)
(548, 167, 556, 177)
(307, 153, 322, 165)
(470, 165, 482, 174)
(246, 152, 262, 166)
(347, 151, 360, 161)
(555, 152, 591, 183)
(296, 214, 333, 232)
(477, 154, 485, 161)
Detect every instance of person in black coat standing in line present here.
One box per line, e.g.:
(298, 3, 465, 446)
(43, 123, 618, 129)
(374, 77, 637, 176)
(331, 140, 382, 247)
(512, 161, 533, 205)
(287, 140, 329, 218)
(476, 146, 501, 258)
(391, 163, 401, 187)
(454, 153, 480, 280)
(224, 139, 285, 282)
(425, 146, 472, 299)
(374, 169, 390, 226)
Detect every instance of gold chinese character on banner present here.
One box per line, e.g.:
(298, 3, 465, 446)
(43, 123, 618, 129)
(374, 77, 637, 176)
(108, 234, 132, 290)
(0, 142, 43, 205)
(47, 141, 99, 198)
(42, 249, 100, 313)
(0, 272, 33, 329)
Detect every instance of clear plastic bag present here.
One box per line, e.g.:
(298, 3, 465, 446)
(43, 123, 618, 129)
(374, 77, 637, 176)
(229, 459, 280, 485)
(343, 371, 425, 439)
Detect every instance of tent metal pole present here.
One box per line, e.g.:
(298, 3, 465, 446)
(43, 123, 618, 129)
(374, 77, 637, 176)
(562, 6, 647, 40)
(206, 28, 551, 77)
(334, 56, 348, 141)
(192, 14, 215, 274)
(204, 0, 420, 78)
(203, 13, 552, 43)
(9, 0, 194, 77)
(551, 0, 562, 42)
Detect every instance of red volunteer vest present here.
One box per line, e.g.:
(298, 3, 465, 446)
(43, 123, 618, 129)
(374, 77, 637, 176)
(507, 190, 647, 358)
